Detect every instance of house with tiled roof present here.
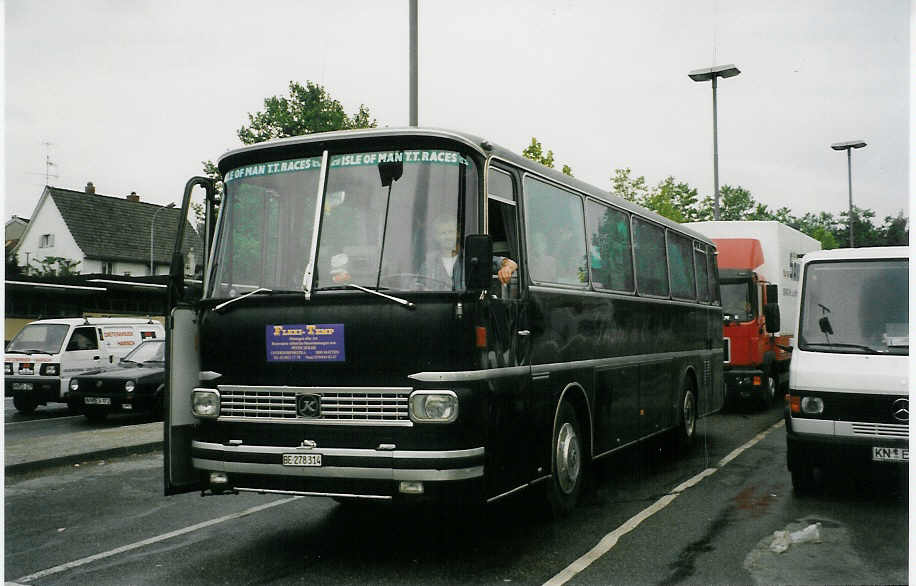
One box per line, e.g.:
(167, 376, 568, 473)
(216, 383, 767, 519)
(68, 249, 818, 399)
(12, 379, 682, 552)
(14, 185, 201, 277)
(5, 215, 30, 255)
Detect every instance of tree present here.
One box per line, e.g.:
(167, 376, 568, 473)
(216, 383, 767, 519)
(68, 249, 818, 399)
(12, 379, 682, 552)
(33, 256, 80, 277)
(522, 137, 573, 176)
(237, 81, 376, 144)
(610, 168, 649, 203)
(5, 249, 22, 277)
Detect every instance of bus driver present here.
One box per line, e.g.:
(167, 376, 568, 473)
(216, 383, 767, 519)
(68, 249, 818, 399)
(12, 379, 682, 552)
(421, 215, 518, 288)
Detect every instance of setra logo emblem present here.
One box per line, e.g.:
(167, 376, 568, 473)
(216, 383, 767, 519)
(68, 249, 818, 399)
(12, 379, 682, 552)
(892, 398, 909, 422)
(297, 394, 321, 418)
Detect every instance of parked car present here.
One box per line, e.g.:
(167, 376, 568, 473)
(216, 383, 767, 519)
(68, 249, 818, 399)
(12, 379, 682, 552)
(69, 339, 165, 421)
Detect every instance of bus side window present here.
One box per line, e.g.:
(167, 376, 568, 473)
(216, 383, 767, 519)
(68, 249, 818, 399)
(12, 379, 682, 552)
(488, 166, 521, 298)
(632, 218, 669, 297)
(694, 244, 711, 302)
(585, 200, 634, 292)
(667, 232, 697, 300)
(523, 177, 587, 287)
(708, 246, 721, 305)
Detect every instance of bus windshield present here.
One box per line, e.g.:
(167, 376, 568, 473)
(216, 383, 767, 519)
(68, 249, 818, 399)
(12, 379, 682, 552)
(720, 280, 753, 321)
(209, 149, 477, 298)
(798, 259, 909, 355)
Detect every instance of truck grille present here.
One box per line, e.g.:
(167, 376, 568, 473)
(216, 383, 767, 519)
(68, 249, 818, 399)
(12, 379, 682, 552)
(217, 385, 412, 425)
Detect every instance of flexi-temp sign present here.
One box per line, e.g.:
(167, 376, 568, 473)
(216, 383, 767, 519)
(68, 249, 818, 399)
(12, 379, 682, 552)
(266, 324, 345, 362)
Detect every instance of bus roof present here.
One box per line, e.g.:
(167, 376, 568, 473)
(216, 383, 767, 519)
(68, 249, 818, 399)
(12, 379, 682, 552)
(216, 127, 716, 247)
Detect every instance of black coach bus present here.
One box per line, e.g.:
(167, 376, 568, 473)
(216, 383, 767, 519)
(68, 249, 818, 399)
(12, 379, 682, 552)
(165, 128, 724, 514)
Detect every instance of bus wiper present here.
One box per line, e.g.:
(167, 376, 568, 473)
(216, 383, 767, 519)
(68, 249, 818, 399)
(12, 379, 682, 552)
(803, 342, 882, 354)
(214, 287, 272, 313)
(346, 283, 415, 310)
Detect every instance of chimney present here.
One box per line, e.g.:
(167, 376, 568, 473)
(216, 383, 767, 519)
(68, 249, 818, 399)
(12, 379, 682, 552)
(127, 191, 140, 202)
(85, 182, 96, 194)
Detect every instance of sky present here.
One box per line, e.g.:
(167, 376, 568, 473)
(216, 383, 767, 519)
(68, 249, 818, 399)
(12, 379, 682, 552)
(3, 0, 912, 225)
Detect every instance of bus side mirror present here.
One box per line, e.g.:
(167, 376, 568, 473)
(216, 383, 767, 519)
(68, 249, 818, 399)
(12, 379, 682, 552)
(464, 234, 493, 291)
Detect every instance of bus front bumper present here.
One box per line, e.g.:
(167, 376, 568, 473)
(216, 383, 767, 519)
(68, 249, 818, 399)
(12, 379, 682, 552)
(191, 441, 486, 503)
(724, 368, 766, 399)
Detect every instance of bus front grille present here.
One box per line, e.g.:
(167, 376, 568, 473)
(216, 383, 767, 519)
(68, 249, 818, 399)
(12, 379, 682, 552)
(216, 385, 412, 424)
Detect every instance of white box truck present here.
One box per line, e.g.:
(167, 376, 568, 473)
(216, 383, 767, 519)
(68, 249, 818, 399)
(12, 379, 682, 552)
(784, 246, 909, 492)
(689, 221, 821, 407)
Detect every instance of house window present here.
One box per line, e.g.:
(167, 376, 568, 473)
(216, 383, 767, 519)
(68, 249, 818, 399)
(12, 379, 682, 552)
(39, 234, 55, 248)
(102, 261, 114, 275)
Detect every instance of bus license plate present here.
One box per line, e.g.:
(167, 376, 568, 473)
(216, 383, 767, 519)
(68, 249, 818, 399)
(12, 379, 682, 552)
(872, 447, 908, 463)
(11, 382, 33, 391)
(85, 397, 111, 405)
(282, 453, 322, 467)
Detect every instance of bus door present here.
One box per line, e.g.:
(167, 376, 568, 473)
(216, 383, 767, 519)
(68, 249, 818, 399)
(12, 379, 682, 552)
(483, 163, 534, 496)
(164, 306, 202, 495)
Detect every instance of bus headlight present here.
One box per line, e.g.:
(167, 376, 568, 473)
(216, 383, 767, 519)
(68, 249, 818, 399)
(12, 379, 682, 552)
(70, 379, 80, 392)
(125, 380, 136, 393)
(192, 389, 221, 418)
(409, 391, 458, 423)
(800, 397, 824, 415)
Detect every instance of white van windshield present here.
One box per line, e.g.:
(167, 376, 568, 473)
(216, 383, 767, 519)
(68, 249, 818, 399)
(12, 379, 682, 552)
(6, 324, 69, 355)
(798, 259, 908, 355)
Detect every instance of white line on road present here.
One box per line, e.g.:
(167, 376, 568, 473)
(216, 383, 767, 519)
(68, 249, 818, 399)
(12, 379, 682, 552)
(544, 420, 785, 586)
(14, 496, 302, 583)
(5, 415, 84, 426)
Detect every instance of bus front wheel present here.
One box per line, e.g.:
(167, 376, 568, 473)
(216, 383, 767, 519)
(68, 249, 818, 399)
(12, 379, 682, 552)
(548, 401, 585, 517)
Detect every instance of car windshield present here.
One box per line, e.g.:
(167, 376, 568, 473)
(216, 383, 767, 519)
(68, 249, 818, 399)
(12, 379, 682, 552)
(798, 258, 908, 355)
(123, 340, 165, 363)
(720, 281, 753, 321)
(208, 149, 477, 297)
(6, 324, 69, 354)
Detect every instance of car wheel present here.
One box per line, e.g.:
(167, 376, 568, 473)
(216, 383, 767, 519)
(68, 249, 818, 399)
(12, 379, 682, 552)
(547, 401, 585, 517)
(13, 395, 38, 414)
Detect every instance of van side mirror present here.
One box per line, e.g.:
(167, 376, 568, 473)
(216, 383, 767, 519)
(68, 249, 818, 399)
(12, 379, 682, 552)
(464, 234, 493, 291)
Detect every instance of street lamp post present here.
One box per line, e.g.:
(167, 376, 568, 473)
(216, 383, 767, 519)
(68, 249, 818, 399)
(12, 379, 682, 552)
(150, 203, 176, 275)
(830, 140, 867, 248)
(689, 64, 741, 220)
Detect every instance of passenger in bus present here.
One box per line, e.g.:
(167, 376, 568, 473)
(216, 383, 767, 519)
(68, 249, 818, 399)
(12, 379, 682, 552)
(422, 215, 518, 288)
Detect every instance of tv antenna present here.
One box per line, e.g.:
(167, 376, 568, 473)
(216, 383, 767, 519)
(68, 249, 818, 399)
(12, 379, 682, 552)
(34, 141, 60, 185)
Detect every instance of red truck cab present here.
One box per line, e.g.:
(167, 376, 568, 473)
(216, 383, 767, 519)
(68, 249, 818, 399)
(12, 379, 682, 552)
(717, 239, 789, 408)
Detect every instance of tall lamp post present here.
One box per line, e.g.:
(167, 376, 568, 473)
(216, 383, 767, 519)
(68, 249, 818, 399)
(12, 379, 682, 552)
(689, 64, 741, 220)
(830, 140, 866, 248)
(150, 202, 176, 275)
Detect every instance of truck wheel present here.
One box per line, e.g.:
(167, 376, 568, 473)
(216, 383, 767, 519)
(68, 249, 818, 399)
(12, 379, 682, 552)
(13, 395, 37, 414)
(676, 384, 697, 452)
(760, 374, 777, 409)
(547, 401, 585, 517)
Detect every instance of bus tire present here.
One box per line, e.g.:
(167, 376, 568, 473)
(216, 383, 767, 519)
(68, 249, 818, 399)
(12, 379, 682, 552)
(547, 401, 585, 517)
(676, 384, 697, 452)
(13, 394, 37, 414)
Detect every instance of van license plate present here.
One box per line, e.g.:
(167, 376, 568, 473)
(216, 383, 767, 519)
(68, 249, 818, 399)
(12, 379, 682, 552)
(85, 397, 111, 405)
(11, 383, 33, 391)
(872, 447, 908, 462)
(282, 454, 322, 467)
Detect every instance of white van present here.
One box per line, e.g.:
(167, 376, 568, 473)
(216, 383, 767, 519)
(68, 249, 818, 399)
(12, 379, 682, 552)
(5, 317, 165, 413)
(785, 246, 909, 491)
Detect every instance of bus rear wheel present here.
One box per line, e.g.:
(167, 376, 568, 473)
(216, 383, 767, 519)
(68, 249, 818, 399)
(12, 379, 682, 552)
(547, 401, 585, 517)
(676, 385, 697, 452)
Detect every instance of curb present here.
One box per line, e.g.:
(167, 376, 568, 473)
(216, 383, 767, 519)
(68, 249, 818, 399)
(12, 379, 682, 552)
(5, 441, 163, 477)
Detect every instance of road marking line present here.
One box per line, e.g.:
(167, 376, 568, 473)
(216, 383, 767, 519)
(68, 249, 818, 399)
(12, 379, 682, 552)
(15, 496, 301, 583)
(543, 420, 784, 586)
(5, 415, 84, 426)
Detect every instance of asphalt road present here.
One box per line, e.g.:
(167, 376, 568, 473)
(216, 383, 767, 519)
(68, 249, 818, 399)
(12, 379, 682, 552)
(4, 400, 909, 585)
(4, 397, 156, 441)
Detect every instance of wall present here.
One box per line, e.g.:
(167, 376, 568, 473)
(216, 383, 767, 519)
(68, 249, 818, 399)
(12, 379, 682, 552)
(16, 194, 84, 273)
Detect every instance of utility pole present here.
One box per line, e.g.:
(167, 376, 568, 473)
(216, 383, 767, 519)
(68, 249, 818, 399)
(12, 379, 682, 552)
(409, 0, 418, 126)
